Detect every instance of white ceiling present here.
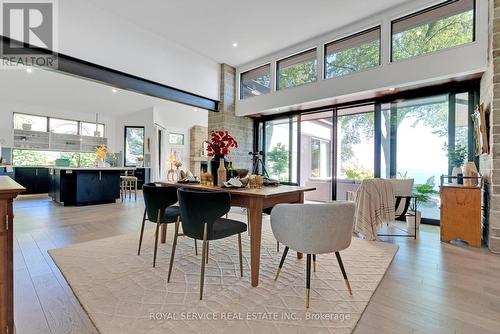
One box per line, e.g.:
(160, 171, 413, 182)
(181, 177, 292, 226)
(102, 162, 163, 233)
(86, 0, 414, 66)
(0, 67, 204, 117)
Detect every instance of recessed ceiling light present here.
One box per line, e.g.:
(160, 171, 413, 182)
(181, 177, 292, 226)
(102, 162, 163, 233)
(112, 88, 118, 93)
(232, 42, 238, 47)
(26, 67, 33, 73)
(388, 87, 396, 91)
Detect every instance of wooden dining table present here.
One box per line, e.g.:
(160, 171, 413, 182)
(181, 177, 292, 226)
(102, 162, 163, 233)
(157, 181, 315, 287)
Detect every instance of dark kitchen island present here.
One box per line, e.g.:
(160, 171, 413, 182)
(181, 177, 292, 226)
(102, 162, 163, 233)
(49, 167, 136, 206)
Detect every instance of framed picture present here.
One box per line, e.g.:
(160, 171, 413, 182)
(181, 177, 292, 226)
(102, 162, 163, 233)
(168, 133, 184, 145)
(472, 103, 489, 156)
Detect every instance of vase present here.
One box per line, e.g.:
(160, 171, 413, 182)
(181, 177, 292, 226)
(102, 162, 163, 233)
(217, 157, 227, 187)
(451, 166, 462, 184)
(463, 161, 478, 187)
(97, 159, 106, 168)
(210, 154, 228, 186)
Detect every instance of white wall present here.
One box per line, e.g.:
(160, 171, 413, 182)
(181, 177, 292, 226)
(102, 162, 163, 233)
(236, 0, 489, 116)
(153, 102, 208, 178)
(0, 104, 116, 149)
(3, 0, 220, 100)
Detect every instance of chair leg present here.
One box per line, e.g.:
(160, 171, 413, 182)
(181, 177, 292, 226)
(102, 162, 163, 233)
(206, 241, 209, 264)
(335, 251, 352, 295)
(277, 241, 280, 253)
(138, 209, 146, 256)
(167, 217, 180, 282)
(153, 209, 161, 268)
(274, 246, 289, 281)
(306, 254, 312, 308)
(313, 254, 316, 272)
(194, 239, 198, 256)
(134, 180, 137, 200)
(238, 233, 243, 277)
(200, 223, 208, 300)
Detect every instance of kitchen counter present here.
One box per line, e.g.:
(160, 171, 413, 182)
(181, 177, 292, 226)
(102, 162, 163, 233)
(51, 167, 136, 171)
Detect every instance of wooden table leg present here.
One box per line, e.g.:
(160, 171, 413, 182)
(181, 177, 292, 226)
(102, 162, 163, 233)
(161, 224, 167, 244)
(248, 198, 263, 287)
(297, 192, 304, 259)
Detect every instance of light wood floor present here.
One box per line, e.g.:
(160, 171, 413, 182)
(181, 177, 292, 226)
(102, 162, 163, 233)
(12, 194, 500, 334)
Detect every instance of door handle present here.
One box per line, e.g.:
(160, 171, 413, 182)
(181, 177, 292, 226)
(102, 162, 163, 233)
(35, 169, 38, 176)
(99, 171, 102, 181)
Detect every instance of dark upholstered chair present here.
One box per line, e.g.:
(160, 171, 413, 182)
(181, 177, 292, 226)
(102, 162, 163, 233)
(139, 183, 183, 267)
(169, 188, 247, 300)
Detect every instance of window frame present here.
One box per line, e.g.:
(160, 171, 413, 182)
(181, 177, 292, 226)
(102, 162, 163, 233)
(124, 126, 145, 167)
(240, 63, 271, 100)
(323, 26, 381, 80)
(276, 48, 318, 91)
(390, 0, 476, 62)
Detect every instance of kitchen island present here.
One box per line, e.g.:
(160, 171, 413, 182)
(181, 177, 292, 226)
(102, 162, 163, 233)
(49, 167, 136, 206)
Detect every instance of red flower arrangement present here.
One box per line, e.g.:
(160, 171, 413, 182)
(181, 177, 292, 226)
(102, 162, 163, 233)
(205, 130, 238, 157)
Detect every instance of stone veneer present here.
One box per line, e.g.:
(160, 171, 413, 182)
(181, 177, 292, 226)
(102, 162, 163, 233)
(480, 0, 500, 253)
(189, 125, 208, 173)
(208, 64, 253, 170)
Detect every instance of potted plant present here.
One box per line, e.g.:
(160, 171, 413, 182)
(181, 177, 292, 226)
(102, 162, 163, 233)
(406, 184, 438, 230)
(444, 144, 467, 183)
(205, 130, 238, 186)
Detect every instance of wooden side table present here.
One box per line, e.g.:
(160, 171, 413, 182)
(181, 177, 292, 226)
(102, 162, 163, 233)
(440, 183, 482, 247)
(0, 176, 25, 334)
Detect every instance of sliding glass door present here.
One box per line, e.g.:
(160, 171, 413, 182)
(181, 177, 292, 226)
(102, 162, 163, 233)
(257, 87, 477, 225)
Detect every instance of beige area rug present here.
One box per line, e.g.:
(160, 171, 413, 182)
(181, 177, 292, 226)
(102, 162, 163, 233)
(49, 221, 398, 334)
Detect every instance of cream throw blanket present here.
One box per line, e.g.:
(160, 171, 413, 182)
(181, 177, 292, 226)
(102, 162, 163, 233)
(354, 179, 395, 241)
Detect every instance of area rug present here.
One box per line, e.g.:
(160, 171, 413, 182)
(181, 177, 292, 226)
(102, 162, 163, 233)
(49, 220, 398, 334)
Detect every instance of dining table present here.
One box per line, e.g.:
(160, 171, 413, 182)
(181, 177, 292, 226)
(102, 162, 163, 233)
(156, 181, 315, 287)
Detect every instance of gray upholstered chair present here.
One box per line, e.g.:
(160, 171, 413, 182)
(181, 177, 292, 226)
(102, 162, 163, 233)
(270, 202, 356, 308)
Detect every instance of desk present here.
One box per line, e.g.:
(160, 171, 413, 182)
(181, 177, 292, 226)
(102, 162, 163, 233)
(157, 181, 315, 287)
(0, 176, 25, 334)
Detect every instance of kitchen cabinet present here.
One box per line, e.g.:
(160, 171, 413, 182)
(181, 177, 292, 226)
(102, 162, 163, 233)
(14, 167, 49, 194)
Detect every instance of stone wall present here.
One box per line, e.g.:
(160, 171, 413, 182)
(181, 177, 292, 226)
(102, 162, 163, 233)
(208, 64, 254, 170)
(189, 125, 208, 172)
(480, 0, 500, 253)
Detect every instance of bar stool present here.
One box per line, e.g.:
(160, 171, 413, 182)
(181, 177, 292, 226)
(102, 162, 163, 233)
(121, 174, 138, 201)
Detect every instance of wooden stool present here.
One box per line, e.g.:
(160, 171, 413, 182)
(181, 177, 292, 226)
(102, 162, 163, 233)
(120, 175, 138, 201)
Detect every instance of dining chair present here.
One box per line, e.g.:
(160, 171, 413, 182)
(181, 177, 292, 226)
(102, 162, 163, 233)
(139, 183, 196, 267)
(169, 188, 247, 300)
(271, 202, 356, 308)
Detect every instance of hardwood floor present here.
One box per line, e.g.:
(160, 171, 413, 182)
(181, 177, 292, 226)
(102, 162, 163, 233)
(12, 194, 500, 334)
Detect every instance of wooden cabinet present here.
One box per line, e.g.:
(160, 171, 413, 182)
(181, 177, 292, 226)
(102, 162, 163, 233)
(440, 184, 482, 247)
(0, 177, 25, 334)
(14, 167, 49, 194)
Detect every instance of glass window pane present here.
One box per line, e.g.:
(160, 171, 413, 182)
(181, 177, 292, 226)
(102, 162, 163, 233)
(240, 64, 271, 99)
(396, 95, 449, 220)
(50, 118, 78, 135)
(80, 122, 104, 137)
(13, 113, 47, 132)
(125, 127, 144, 167)
(264, 117, 298, 183)
(455, 92, 469, 149)
(277, 49, 317, 90)
(300, 111, 334, 202)
(337, 106, 375, 200)
(392, 0, 474, 61)
(12, 149, 97, 167)
(325, 27, 380, 78)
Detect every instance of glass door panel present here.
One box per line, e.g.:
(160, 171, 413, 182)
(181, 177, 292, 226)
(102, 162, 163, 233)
(299, 111, 334, 201)
(395, 95, 449, 221)
(336, 105, 375, 200)
(263, 117, 298, 183)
